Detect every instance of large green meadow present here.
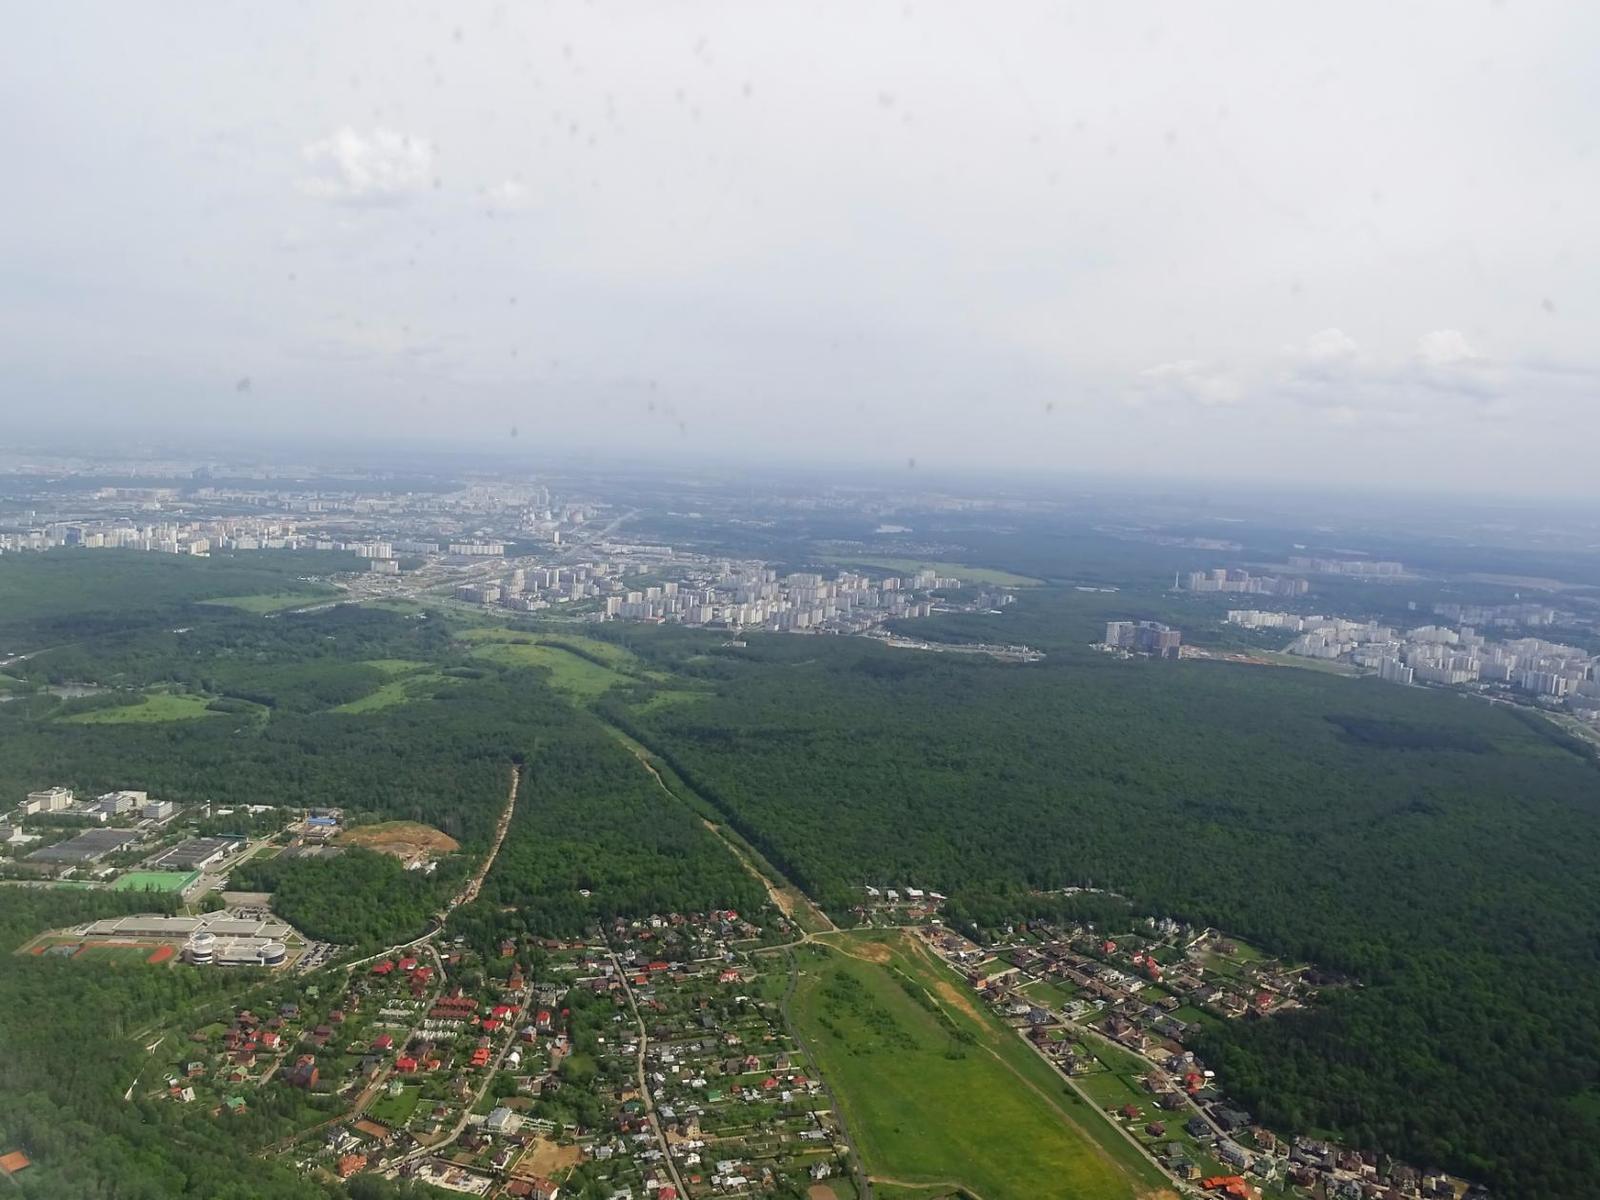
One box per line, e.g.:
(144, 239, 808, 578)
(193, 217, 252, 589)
(790, 931, 1166, 1200)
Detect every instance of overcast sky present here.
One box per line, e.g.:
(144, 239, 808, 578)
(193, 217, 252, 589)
(3, 3, 1597, 492)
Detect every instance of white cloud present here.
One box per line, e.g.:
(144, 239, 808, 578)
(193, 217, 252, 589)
(1415, 329, 1480, 367)
(1135, 359, 1243, 408)
(1302, 328, 1361, 366)
(299, 127, 433, 204)
(482, 180, 532, 214)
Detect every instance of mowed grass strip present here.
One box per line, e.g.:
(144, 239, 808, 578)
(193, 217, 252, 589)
(820, 557, 1042, 586)
(791, 934, 1162, 1200)
(197, 589, 338, 613)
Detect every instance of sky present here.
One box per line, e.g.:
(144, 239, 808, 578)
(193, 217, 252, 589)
(2, 2, 1598, 492)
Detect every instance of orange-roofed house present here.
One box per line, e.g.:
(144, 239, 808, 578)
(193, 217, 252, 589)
(1201, 1177, 1249, 1198)
(0, 1151, 31, 1176)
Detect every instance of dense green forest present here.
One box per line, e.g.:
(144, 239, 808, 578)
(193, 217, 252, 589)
(0, 684, 513, 845)
(7, 548, 1600, 1195)
(0, 554, 768, 1196)
(0, 549, 355, 647)
(11, 602, 454, 707)
(451, 702, 766, 949)
(608, 625, 1600, 1198)
(229, 846, 464, 947)
(0, 891, 344, 1200)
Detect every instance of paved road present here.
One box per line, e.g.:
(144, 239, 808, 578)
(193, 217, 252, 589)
(613, 950, 688, 1199)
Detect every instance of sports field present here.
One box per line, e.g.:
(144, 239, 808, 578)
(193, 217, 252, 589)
(111, 871, 198, 893)
(791, 931, 1171, 1200)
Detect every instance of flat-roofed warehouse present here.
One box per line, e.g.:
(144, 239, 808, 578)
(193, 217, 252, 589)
(148, 836, 240, 871)
(80, 913, 291, 941)
(26, 828, 142, 865)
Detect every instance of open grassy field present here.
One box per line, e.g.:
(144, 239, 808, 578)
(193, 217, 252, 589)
(360, 598, 425, 615)
(457, 626, 647, 665)
(197, 589, 340, 613)
(467, 638, 633, 698)
(62, 691, 219, 723)
(361, 658, 431, 676)
(821, 557, 1042, 587)
(111, 871, 198, 894)
(633, 687, 707, 713)
(790, 931, 1170, 1200)
(1252, 650, 1360, 676)
(334, 670, 464, 713)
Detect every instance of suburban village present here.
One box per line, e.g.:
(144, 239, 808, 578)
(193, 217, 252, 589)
(6, 773, 1495, 1200)
(919, 910, 1491, 1200)
(149, 908, 852, 1200)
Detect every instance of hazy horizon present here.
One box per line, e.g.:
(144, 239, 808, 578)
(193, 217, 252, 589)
(5, 3, 1599, 493)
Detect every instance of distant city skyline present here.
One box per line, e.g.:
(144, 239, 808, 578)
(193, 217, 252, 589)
(4, 3, 1599, 493)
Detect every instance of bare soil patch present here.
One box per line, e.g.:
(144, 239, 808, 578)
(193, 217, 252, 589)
(933, 977, 985, 1024)
(337, 821, 458, 863)
(852, 939, 894, 964)
(512, 1135, 584, 1176)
